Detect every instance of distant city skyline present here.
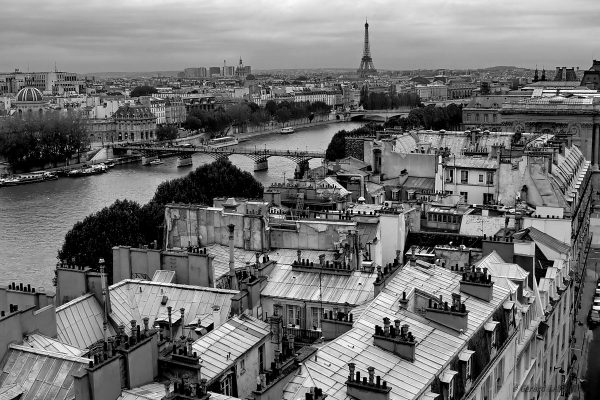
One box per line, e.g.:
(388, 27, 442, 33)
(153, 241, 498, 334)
(3, 0, 600, 73)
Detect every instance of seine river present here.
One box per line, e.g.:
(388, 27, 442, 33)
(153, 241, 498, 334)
(0, 121, 363, 290)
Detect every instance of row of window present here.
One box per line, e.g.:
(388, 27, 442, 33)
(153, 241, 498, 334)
(466, 113, 498, 123)
(447, 170, 494, 185)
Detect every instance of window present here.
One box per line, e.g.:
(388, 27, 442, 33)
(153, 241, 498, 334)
(466, 357, 472, 379)
(240, 358, 246, 373)
(460, 170, 468, 184)
(479, 174, 484, 183)
(495, 357, 504, 393)
(490, 328, 497, 348)
(475, 113, 480, 122)
(258, 344, 265, 373)
(287, 305, 302, 327)
(562, 324, 566, 350)
(220, 374, 233, 396)
(484, 114, 489, 123)
(493, 114, 497, 123)
(311, 307, 323, 330)
(486, 172, 494, 184)
(447, 169, 454, 183)
(483, 193, 494, 205)
(480, 375, 491, 400)
(467, 113, 471, 122)
(448, 377, 455, 399)
(460, 192, 468, 202)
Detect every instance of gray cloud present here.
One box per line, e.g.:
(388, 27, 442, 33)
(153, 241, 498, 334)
(1, 0, 599, 73)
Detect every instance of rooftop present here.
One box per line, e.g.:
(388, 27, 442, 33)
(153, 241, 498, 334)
(283, 262, 511, 400)
(192, 315, 270, 384)
(0, 344, 90, 400)
(56, 293, 116, 349)
(108, 279, 237, 334)
(261, 264, 377, 306)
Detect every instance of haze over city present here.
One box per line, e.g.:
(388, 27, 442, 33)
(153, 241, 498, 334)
(3, 0, 600, 73)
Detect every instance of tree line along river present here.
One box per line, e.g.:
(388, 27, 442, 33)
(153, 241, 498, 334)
(0, 122, 364, 289)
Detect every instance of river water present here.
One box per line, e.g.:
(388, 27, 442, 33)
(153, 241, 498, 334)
(0, 121, 363, 289)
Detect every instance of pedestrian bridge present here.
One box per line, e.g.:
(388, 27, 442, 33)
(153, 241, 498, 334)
(112, 143, 326, 171)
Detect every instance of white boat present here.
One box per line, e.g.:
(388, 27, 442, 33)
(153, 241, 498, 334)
(148, 159, 164, 166)
(207, 136, 239, 149)
(280, 127, 295, 134)
(141, 155, 158, 166)
(177, 154, 193, 167)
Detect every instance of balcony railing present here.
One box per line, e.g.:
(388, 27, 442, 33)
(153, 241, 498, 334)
(283, 327, 322, 345)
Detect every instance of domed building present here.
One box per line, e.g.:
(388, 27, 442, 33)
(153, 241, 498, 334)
(13, 87, 46, 115)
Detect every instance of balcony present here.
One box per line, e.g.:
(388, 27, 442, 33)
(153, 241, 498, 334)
(283, 327, 322, 346)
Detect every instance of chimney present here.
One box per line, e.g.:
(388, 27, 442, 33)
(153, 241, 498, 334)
(424, 294, 468, 332)
(228, 224, 238, 290)
(167, 306, 173, 341)
(460, 267, 494, 301)
(410, 246, 416, 267)
(373, 319, 417, 362)
(212, 305, 221, 329)
(346, 365, 391, 400)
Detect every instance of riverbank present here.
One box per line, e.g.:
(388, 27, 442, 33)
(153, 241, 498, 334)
(235, 116, 342, 142)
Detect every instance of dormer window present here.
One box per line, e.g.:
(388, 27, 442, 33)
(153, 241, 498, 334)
(485, 321, 499, 355)
(440, 370, 457, 400)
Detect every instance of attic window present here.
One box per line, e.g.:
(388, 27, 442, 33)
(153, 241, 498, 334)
(485, 321, 499, 348)
(459, 349, 475, 381)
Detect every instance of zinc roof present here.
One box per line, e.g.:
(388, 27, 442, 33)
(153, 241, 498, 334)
(55, 293, 116, 349)
(283, 262, 511, 400)
(261, 264, 377, 306)
(108, 280, 237, 334)
(478, 252, 529, 281)
(526, 227, 570, 255)
(22, 334, 85, 358)
(118, 383, 242, 400)
(0, 344, 89, 400)
(205, 244, 339, 280)
(447, 156, 498, 170)
(192, 315, 270, 384)
(403, 177, 435, 191)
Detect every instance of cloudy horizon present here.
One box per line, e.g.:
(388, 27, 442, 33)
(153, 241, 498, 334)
(2, 0, 600, 74)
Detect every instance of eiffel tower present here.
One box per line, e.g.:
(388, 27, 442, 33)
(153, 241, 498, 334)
(357, 19, 377, 78)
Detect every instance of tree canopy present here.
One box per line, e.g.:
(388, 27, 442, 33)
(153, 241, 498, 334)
(130, 86, 158, 97)
(325, 124, 380, 161)
(156, 125, 178, 141)
(383, 104, 463, 131)
(359, 88, 421, 110)
(0, 112, 89, 172)
(59, 159, 264, 282)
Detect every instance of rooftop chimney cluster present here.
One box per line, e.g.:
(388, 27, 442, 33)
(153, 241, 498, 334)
(167, 377, 208, 399)
(186, 246, 208, 255)
(427, 294, 467, 314)
(460, 266, 495, 302)
(303, 387, 326, 400)
(374, 318, 415, 343)
(374, 260, 400, 285)
(483, 234, 514, 242)
(424, 293, 469, 332)
(373, 318, 416, 362)
(346, 364, 391, 400)
(7, 282, 37, 293)
(1, 303, 19, 317)
(292, 250, 353, 274)
(56, 259, 86, 271)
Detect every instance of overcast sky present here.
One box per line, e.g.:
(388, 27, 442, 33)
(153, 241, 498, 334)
(2, 0, 600, 73)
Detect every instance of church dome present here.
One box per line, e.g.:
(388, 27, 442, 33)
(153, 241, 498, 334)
(16, 87, 43, 102)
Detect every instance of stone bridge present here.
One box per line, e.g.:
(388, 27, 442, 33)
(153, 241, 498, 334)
(347, 109, 410, 122)
(111, 143, 326, 172)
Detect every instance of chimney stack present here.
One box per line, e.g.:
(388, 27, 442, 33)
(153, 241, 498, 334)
(228, 224, 239, 290)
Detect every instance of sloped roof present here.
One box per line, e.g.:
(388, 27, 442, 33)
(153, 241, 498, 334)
(526, 227, 570, 254)
(283, 262, 511, 400)
(108, 280, 237, 333)
(192, 315, 270, 384)
(0, 344, 89, 400)
(261, 264, 377, 306)
(56, 293, 116, 349)
(118, 382, 241, 400)
(403, 177, 435, 191)
(21, 334, 85, 358)
(205, 244, 339, 281)
(477, 252, 529, 282)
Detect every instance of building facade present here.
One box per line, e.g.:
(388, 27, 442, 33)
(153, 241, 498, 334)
(113, 104, 156, 142)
